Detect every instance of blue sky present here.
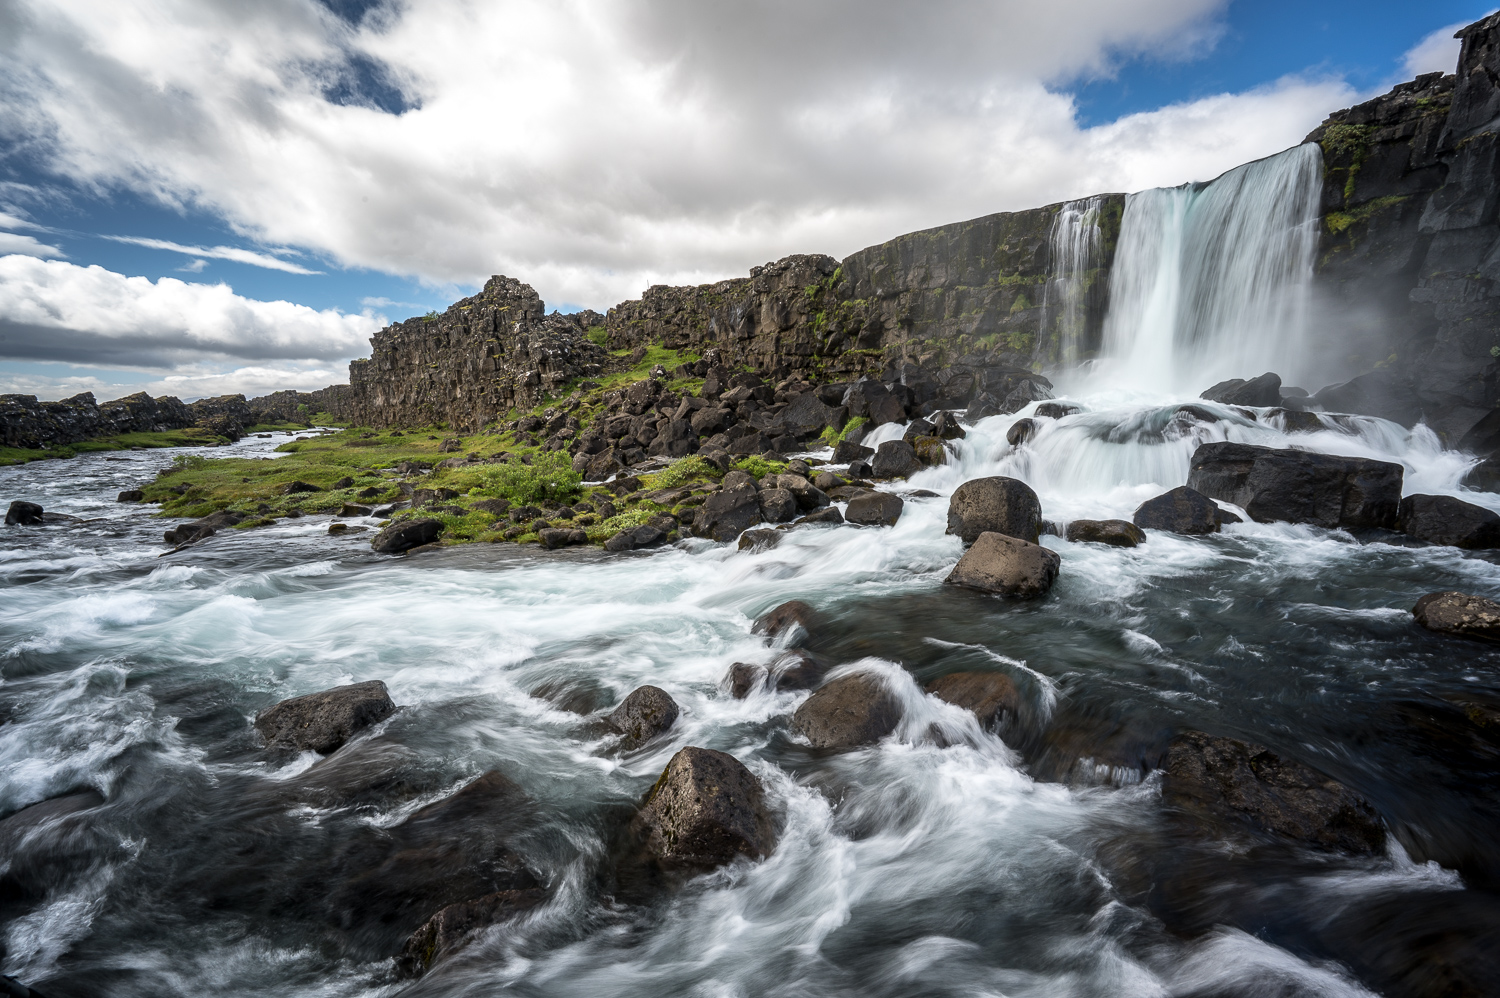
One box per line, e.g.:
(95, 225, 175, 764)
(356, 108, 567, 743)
(0, 0, 1489, 401)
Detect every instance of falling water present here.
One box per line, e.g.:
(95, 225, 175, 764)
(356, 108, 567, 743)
(1035, 197, 1105, 368)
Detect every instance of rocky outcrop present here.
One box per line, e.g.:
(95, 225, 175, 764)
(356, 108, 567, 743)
(254, 681, 397, 754)
(1413, 591, 1500, 641)
(1186, 441, 1403, 529)
(0, 390, 195, 449)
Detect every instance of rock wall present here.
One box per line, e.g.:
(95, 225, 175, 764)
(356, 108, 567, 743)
(0, 391, 194, 449)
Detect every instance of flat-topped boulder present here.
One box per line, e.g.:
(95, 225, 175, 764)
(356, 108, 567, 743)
(255, 680, 397, 754)
(944, 531, 1059, 598)
(1133, 486, 1234, 535)
(1200, 372, 1282, 407)
(792, 672, 902, 749)
(1186, 441, 1402, 529)
(1413, 591, 1500, 642)
(1397, 494, 1500, 548)
(1065, 519, 1145, 547)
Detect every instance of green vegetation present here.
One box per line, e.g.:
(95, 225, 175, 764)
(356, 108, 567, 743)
(648, 455, 724, 488)
(1319, 123, 1377, 201)
(1324, 196, 1408, 237)
(820, 415, 867, 448)
(0, 427, 226, 467)
(460, 451, 581, 506)
(586, 326, 608, 348)
(730, 455, 788, 479)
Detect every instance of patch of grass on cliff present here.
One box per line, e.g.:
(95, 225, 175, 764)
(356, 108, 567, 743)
(0, 428, 224, 466)
(731, 455, 787, 478)
(820, 416, 867, 448)
(647, 455, 724, 489)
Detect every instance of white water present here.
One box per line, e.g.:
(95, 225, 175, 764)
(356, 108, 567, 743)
(1037, 197, 1106, 367)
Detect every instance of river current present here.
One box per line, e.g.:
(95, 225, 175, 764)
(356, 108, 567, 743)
(3, 396, 1499, 998)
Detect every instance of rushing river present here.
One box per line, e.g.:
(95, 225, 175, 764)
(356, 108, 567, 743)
(3, 400, 1500, 998)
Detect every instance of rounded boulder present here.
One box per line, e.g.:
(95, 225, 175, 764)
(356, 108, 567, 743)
(946, 476, 1042, 544)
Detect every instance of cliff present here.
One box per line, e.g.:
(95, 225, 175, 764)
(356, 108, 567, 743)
(0, 391, 194, 449)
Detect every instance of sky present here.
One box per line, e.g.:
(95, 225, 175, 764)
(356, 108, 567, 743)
(0, 0, 1490, 402)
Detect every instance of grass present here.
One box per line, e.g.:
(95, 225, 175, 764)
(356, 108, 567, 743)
(0, 428, 226, 466)
(819, 416, 867, 448)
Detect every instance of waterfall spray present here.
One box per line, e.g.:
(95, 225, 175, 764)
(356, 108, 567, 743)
(1036, 197, 1105, 368)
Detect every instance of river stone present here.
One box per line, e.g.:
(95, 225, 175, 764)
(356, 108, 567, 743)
(284, 480, 323, 494)
(1161, 730, 1384, 854)
(759, 488, 798, 523)
(1002, 379, 1052, 413)
(726, 662, 768, 698)
(1034, 401, 1080, 419)
(832, 439, 874, 464)
(798, 506, 844, 526)
(1006, 419, 1036, 446)
(395, 887, 548, 979)
(538, 527, 588, 549)
(1397, 494, 1500, 548)
(946, 476, 1042, 544)
(117, 489, 144, 503)
(752, 599, 816, 639)
(634, 747, 773, 871)
(930, 411, 966, 440)
(164, 521, 216, 546)
(792, 672, 902, 749)
(967, 392, 1002, 420)
(944, 531, 1059, 598)
(738, 528, 783, 552)
(5, 501, 44, 526)
(1132, 486, 1226, 535)
(845, 491, 904, 526)
(607, 686, 680, 750)
(912, 436, 948, 466)
(694, 484, 761, 542)
(1413, 591, 1500, 642)
(1065, 519, 1146, 547)
(925, 672, 1019, 729)
(604, 524, 667, 552)
(371, 518, 443, 554)
(255, 680, 397, 754)
(870, 440, 921, 479)
(1186, 441, 1403, 529)
(340, 504, 373, 517)
(1200, 372, 1282, 407)
(769, 649, 825, 691)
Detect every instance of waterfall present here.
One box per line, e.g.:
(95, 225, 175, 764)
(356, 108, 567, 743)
(1096, 143, 1323, 393)
(1036, 197, 1105, 368)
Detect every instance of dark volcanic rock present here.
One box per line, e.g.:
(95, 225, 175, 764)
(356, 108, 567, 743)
(5, 500, 44, 526)
(737, 528, 783, 552)
(538, 527, 589, 550)
(725, 662, 768, 698)
(1413, 591, 1500, 642)
(845, 491, 904, 526)
(925, 672, 1019, 729)
(1161, 730, 1385, 853)
(946, 476, 1042, 544)
(605, 524, 668, 552)
(792, 672, 902, 750)
(394, 887, 547, 978)
(255, 680, 397, 754)
(1132, 486, 1229, 535)
(870, 440, 921, 479)
(116, 489, 144, 503)
(371, 518, 443, 554)
(633, 747, 773, 871)
(759, 488, 798, 523)
(607, 685, 680, 750)
(1397, 494, 1500, 548)
(1064, 519, 1146, 547)
(693, 484, 762, 542)
(752, 600, 816, 640)
(163, 522, 216, 546)
(1200, 372, 1282, 407)
(1186, 441, 1402, 529)
(1006, 418, 1036, 446)
(944, 531, 1059, 598)
(832, 439, 874, 465)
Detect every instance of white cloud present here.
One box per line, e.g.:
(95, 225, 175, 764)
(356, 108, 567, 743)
(1402, 20, 1471, 78)
(0, 254, 384, 368)
(0, 231, 65, 258)
(101, 235, 321, 274)
(177, 258, 208, 272)
(360, 295, 423, 309)
(0, 361, 350, 402)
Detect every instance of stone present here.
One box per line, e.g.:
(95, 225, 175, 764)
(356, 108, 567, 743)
(283, 480, 323, 494)
(116, 489, 144, 503)
(340, 504, 373, 517)
(469, 498, 512, 516)
(726, 662, 768, 698)
(966, 393, 1002, 421)
(832, 438, 874, 465)
(925, 672, 1019, 729)
(1132, 486, 1229, 535)
(1001, 379, 1052, 413)
(792, 672, 902, 750)
(930, 410, 966, 439)
(254, 680, 397, 754)
(845, 491, 904, 526)
(752, 600, 816, 639)
(1396, 494, 1500, 548)
(693, 485, 762, 542)
(538, 527, 588, 549)
(1161, 730, 1384, 853)
(371, 518, 443, 554)
(607, 686, 680, 749)
(163, 522, 215, 546)
(1034, 402, 1080, 419)
(605, 524, 667, 552)
(769, 649, 825, 690)
(759, 488, 798, 523)
(773, 393, 841, 438)
(1200, 372, 1282, 407)
(870, 440, 921, 479)
(911, 436, 948, 466)
(1187, 441, 1403, 529)
(5, 500, 44, 526)
(633, 747, 774, 871)
(394, 887, 547, 979)
(946, 476, 1042, 544)
(798, 506, 844, 525)
(944, 531, 1060, 598)
(1006, 419, 1035, 446)
(1413, 591, 1500, 642)
(737, 528, 783, 552)
(1065, 519, 1146, 547)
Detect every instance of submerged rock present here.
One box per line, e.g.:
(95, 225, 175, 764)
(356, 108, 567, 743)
(1397, 494, 1500, 549)
(117, 489, 144, 503)
(752, 600, 816, 639)
(1187, 441, 1402, 529)
(1132, 486, 1229, 535)
(394, 887, 548, 978)
(792, 672, 902, 750)
(254, 680, 397, 754)
(371, 518, 443, 554)
(725, 662, 768, 698)
(607, 686, 680, 750)
(1006, 418, 1036, 446)
(946, 477, 1042, 544)
(5, 500, 44, 525)
(633, 747, 773, 871)
(1065, 519, 1146, 547)
(944, 531, 1059, 598)
(1413, 591, 1500, 642)
(1199, 372, 1282, 407)
(925, 672, 1019, 729)
(845, 491, 904, 526)
(163, 521, 216, 546)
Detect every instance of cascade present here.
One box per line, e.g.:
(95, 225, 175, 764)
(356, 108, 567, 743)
(1035, 196, 1105, 368)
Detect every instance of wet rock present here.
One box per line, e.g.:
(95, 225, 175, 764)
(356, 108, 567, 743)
(725, 662, 768, 698)
(1186, 441, 1402, 529)
(1270, 407, 1324, 433)
(1132, 486, 1228, 535)
(116, 489, 144, 502)
(925, 672, 1019, 729)
(394, 887, 547, 979)
(283, 480, 323, 494)
(944, 531, 1059, 598)
(870, 440, 921, 479)
(255, 680, 397, 754)
(530, 677, 609, 715)
(797, 506, 844, 526)
(164, 521, 216, 546)
(1200, 372, 1282, 407)
(1065, 519, 1146, 547)
(693, 484, 762, 542)
(813, 471, 846, 491)
(792, 672, 902, 749)
(340, 504, 373, 517)
(832, 439, 874, 464)
(607, 685, 680, 749)
(1001, 379, 1052, 413)
(845, 490, 904, 526)
(371, 518, 443, 554)
(911, 436, 948, 466)
(946, 476, 1042, 544)
(0, 788, 112, 903)
(605, 524, 667, 552)
(1006, 418, 1035, 446)
(930, 410, 966, 440)
(1413, 591, 1500, 642)
(753, 600, 816, 639)
(1396, 494, 1500, 548)
(633, 747, 774, 871)
(5, 500, 44, 525)
(768, 649, 826, 691)
(1034, 401, 1079, 419)
(738, 528, 783, 552)
(847, 459, 874, 478)
(759, 488, 798, 523)
(1161, 730, 1384, 853)
(966, 392, 1002, 420)
(538, 527, 589, 550)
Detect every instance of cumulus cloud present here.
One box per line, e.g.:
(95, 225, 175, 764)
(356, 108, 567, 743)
(1402, 20, 1471, 78)
(101, 236, 322, 274)
(0, 0, 1369, 311)
(0, 255, 384, 368)
(0, 361, 346, 402)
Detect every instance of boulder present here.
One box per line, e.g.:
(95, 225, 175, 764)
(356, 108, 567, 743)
(1396, 494, 1500, 548)
(925, 672, 1019, 729)
(759, 488, 798, 523)
(752, 599, 815, 639)
(737, 528, 783, 552)
(1413, 591, 1500, 642)
(1161, 730, 1384, 854)
(538, 527, 589, 549)
(633, 747, 774, 871)
(607, 686, 680, 749)
(866, 394, 907, 427)
(340, 504, 373, 517)
(1132, 486, 1229, 535)
(394, 887, 547, 979)
(773, 393, 841, 438)
(930, 411, 966, 440)
(966, 392, 1002, 421)
(1200, 372, 1282, 407)
(605, 524, 668, 552)
(1034, 402, 1080, 419)
(255, 680, 397, 754)
(164, 522, 216, 546)
(870, 440, 921, 479)
(798, 506, 844, 525)
(1065, 519, 1146, 547)
(283, 480, 323, 494)
(911, 436, 948, 466)
(1186, 441, 1402, 529)
(769, 649, 825, 690)
(1001, 379, 1052, 413)
(116, 489, 144, 503)
(725, 662, 768, 698)
(5, 500, 44, 525)
(371, 519, 443, 554)
(792, 672, 902, 749)
(1006, 419, 1035, 446)
(946, 476, 1042, 544)
(693, 484, 762, 542)
(845, 491, 904, 526)
(944, 531, 1059, 598)
(832, 439, 874, 464)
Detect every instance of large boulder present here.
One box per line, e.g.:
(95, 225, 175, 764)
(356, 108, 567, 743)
(870, 440, 921, 479)
(832, 439, 873, 464)
(1396, 494, 1500, 548)
(604, 524, 667, 552)
(164, 521, 216, 546)
(946, 477, 1042, 544)
(1001, 379, 1052, 413)
(759, 488, 798, 523)
(5, 500, 44, 525)
(924, 672, 1018, 729)
(371, 518, 443, 554)
(607, 686, 680, 750)
(1413, 591, 1500, 642)
(1200, 372, 1282, 407)
(1186, 441, 1402, 529)
(394, 887, 547, 979)
(772, 394, 842, 438)
(1161, 730, 1384, 854)
(632, 747, 774, 871)
(944, 531, 1059, 598)
(845, 491, 904, 526)
(1132, 486, 1231, 535)
(1064, 519, 1145, 547)
(752, 600, 816, 639)
(254, 680, 397, 754)
(792, 672, 902, 750)
(693, 484, 762, 542)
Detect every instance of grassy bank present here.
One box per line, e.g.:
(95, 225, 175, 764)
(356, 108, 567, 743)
(0, 428, 228, 467)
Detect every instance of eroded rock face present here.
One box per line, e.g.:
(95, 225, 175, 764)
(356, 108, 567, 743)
(607, 686, 680, 750)
(944, 531, 1059, 598)
(394, 887, 547, 979)
(633, 747, 773, 871)
(925, 672, 1018, 729)
(792, 672, 902, 749)
(1397, 494, 1500, 548)
(946, 477, 1042, 544)
(845, 491, 904, 526)
(371, 518, 443, 554)
(1200, 373, 1282, 407)
(1132, 486, 1229, 535)
(1187, 441, 1403, 529)
(254, 681, 397, 754)
(1065, 519, 1145, 547)
(1161, 730, 1385, 854)
(1414, 591, 1500, 642)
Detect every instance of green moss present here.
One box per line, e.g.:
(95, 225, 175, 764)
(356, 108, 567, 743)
(731, 455, 788, 478)
(452, 451, 581, 506)
(1324, 195, 1408, 236)
(819, 415, 867, 448)
(1009, 292, 1033, 314)
(586, 326, 608, 348)
(0, 427, 226, 467)
(647, 455, 724, 488)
